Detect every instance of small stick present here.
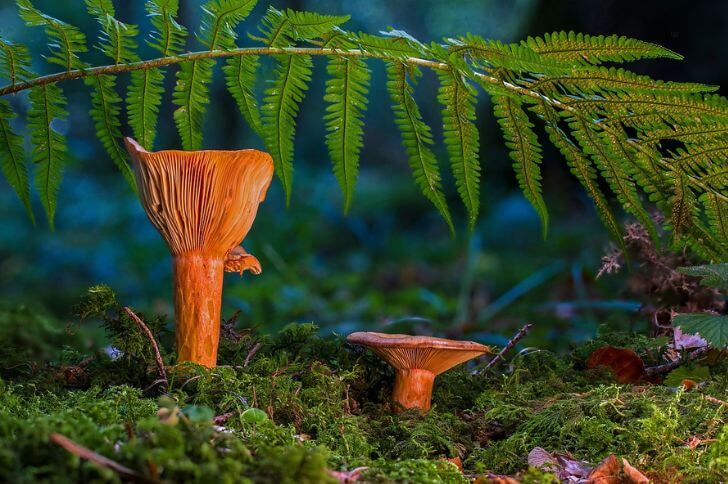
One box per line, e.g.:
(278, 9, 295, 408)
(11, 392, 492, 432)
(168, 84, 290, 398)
(705, 395, 728, 407)
(124, 307, 168, 391)
(645, 346, 710, 376)
(50, 433, 150, 482)
(478, 323, 533, 374)
(244, 342, 262, 367)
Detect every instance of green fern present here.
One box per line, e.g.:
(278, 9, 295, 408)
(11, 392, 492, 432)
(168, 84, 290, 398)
(387, 63, 452, 232)
(28, 84, 67, 228)
(0, 100, 33, 221)
(261, 54, 313, 203)
(437, 69, 480, 229)
(17, 0, 87, 70)
(522, 31, 682, 65)
(173, 0, 256, 150)
(493, 95, 548, 237)
(0, 4, 726, 259)
(324, 55, 370, 213)
(127, 0, 187, 150)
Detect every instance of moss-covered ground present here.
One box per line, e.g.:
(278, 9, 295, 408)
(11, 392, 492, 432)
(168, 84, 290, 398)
(0, 288, 726, 483)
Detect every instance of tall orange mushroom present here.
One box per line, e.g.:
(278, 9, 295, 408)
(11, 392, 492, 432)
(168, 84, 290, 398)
(347, 332, 489, 412)
(125, 138, 273, 367)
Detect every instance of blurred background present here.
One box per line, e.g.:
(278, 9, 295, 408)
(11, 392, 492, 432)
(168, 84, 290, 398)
(0, 0, 725, 351)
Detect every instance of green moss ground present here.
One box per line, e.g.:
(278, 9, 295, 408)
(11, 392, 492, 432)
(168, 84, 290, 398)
(0, 289, 726, 482)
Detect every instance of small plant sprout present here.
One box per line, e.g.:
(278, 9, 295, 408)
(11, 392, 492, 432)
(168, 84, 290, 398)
(125, 138, 273, 367)
(347, 332, 489, 412)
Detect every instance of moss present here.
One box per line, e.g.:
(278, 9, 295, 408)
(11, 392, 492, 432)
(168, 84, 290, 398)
(1, 294, 726, 482)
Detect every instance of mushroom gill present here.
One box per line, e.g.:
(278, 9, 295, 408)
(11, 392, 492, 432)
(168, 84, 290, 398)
(125, 137, 274, 367)
(347, 332, 489, 412)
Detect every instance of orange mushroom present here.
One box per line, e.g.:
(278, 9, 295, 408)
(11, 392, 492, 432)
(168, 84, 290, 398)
(347, 332, 489, 412)
(124, 138, 273, 368)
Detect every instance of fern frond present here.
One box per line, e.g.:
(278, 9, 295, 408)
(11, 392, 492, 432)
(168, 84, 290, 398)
(568, 117, 655, 236)
(127, 0, 186, 150)
(667, 145, 728, 179)
(353, 32, 425, 58)
(523, 31, 681, 65)
(28, 84, 67, 228)
(172, 0, 255, 150)
(438, 69, 480, 229)
(0, 100, 33, 220)
(223, 56, 263, 137)
(146, 0, 187, 56)
(530, 66, 716, 96)
(86, 75, 136, 191)
(386, 63, 452, 232)
(259, 7, 349, 47)
(0, 38, 32, 86)
(535, 103, 622, 245)
(565, 92, 727, 122)
(493, 95, 548, 237)
(702, 193, 728, 242)
(127, 69, 164, 150)
(669, 172, 697, 238)
(17, 0, 87, 70)
(261, 54, 313, 203)
(324, 56, 370, 213)
(639, 122, 728, 147)
(84, 0, 139, 64)
(447, 35, 569, 75)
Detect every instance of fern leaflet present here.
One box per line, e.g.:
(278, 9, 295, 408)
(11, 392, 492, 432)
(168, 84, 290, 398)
(0, 38, 32, 86)
(0, 100, 33, 221)
(223, 56, 263, 137)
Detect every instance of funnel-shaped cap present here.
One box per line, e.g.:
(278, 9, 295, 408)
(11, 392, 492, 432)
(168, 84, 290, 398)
(125, 138, 274, 257)
(347, 332, 489, 375)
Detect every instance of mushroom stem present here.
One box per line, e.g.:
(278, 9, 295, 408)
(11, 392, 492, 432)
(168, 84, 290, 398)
(173, 254, 224, 367)
(392, 368, 436, 412)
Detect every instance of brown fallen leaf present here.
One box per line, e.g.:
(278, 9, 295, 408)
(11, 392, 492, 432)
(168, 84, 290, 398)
(587, 346, 646, 384)
(587, 454, 649, 483)
(473, 474, 520, 484)
(442, 456, 463, 472)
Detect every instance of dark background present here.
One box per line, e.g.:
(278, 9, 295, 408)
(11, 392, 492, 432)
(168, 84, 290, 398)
(0, 0, 725, 349)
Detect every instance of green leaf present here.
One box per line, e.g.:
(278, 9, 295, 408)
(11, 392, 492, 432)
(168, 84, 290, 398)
(28, 84, 68, 228)
(677, 263, 728, 290)
(84, 0, 139, 64)
(172, 0, 255, 150)
(261, 54, 313, 204)
(241, 407, 268, 424)
(523, 31, 682, 65)
(127, 69, 165, 150)
(17, 0, 87, 70)
(438, 69, 480, 229)
(223, 55, 263, 137)
(146, 0, 187, 56)
(674, 313, 728, 348)
(493, 95, 548, 237)
(259, 7, 350, 47)
(664, 366, 710, 387)
(0, 100, 33, 221)
(386, 63, 452, 232)
(86, 75, 136, 191)
(0, 38, 32, 86)
(324, 56, 370, 213)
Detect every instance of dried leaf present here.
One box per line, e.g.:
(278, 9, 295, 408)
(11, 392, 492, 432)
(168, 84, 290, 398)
(587, 346, 646, 383)
(587, 455, 649, 483)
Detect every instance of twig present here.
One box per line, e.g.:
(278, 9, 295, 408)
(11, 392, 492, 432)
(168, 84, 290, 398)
(123, 307, 168, 391)
(478, 323, 534, 374)
(645, 346, 711, 376)
(244, 342, 262, 367)
(50, 433, 152, 482)
(705, 395, 728, 407)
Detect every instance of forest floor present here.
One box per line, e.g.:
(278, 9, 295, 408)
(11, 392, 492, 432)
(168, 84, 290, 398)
(1, 286, 727, 483)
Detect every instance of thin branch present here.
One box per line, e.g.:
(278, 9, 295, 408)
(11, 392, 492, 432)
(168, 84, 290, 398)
(244, 342, 262, 367)
(478, 323, 533, 374)
(50, 433, 153, 482)
(644, 345, 711, 376)
(123, 307, 168, 391)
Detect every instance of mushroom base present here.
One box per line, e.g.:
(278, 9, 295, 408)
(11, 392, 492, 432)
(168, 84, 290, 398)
(173, 254, 224, 367)
(392, 368, 436, 412)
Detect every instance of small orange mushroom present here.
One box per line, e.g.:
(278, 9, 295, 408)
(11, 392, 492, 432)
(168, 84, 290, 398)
(347, 332, 489, 412)
(125, 138, 273, 368)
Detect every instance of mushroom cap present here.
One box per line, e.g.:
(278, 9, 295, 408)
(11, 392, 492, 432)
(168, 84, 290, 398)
(125, 138, 274, 257)
(347, 332, 490, 375)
